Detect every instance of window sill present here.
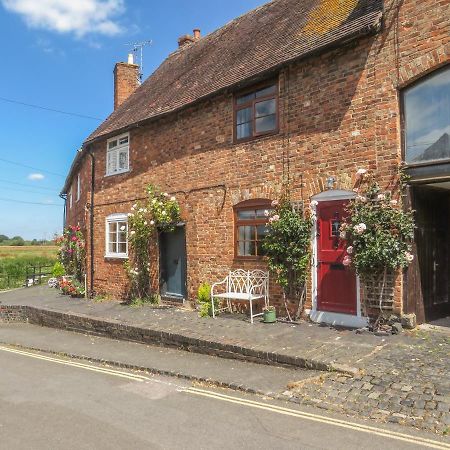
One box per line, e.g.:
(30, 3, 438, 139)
(234, 256, 267, 262)
(234, 129, 279, 145)
(104, 169, 130, 178)
(104, 254, 128, 260)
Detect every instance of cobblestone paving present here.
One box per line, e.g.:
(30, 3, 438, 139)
(286, 329, 450, 435)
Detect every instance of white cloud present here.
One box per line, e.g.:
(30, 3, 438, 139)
(1, 0, 125, 37)
(28, 173, 45, 181)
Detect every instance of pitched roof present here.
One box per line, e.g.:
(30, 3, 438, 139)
(86, 0, 383, 143)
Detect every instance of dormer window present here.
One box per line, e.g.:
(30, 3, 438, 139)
(234, 83, 278, 142)
(106, 133, 129, 176)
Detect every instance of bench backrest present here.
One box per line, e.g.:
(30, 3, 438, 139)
(228, 269, 268, 295)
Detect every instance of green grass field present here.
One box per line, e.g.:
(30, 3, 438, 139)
(0, 246, 58, 290)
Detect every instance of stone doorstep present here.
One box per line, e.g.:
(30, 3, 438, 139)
(0, 305, 360, 375)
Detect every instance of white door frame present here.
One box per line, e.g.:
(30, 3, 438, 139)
(309, 190, 368, 328)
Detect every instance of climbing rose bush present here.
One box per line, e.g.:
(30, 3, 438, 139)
(125, 185, 181, 302)
(55, 225, 85, 282)
(263, 197, 312, 317)
(340, 170, 415, 277)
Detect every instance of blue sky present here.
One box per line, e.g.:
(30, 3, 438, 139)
(0, 0, 265, 240)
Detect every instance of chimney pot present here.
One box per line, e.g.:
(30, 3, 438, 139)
(193, 29, 201, 40)
(127, 53, 134, 65)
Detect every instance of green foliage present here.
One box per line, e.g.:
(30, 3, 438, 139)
(128, 294, 161, 307)
(56, 226, 86, 282)
(197, 282, 215, 317)
(263, 199, 312, 292)
(341, 171, 415, 277)
(59, 278, 85, 297)
(52, 261, 65, 278)
(0, 248, 57, 290)
(125, 184, 181, 301)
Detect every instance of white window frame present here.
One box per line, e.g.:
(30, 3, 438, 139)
(69, 190, 73, 209)
(105, 213, 128, 259)
(76, 174, 81, 201)
(106, 132, 130, 176)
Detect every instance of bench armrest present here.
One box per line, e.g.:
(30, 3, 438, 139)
(211, 276, 228, 297)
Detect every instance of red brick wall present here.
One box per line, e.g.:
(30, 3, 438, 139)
(65, 155, 91, 233)
(114, 62, 139, 110)
(65, 0, 450, 316)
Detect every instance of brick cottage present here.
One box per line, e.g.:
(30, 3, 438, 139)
(62, 0, 450, 326)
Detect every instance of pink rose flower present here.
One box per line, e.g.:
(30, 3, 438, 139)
(343, 255, 352, 266)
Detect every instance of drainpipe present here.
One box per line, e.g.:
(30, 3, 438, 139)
(59, 193, 67, 229)
(88, 147, 95, 297)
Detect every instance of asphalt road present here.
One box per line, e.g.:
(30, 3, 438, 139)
(0, 346, 448, 450)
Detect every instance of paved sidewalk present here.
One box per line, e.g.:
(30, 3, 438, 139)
(0, 286, 392, 374)
(1, 286, 449, 435)
(0, 322, 321, 396)
(287, 328, 450, 434)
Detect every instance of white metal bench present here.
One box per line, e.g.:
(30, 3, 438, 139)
(210, 269, 269, 323)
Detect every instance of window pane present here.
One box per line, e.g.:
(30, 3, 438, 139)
(237, 241, 256, 256)
(257, 224, 269, 240)
(256, 85, 276, 98)
(119, 150, 128, 170)
(108, 242, 116, 253)
(237, 210, 255, 220)
(118, 242, 127, 254)
(404, 68, 450, 163)
(255, 115, 276, 133)
(119, 136, 128, 145)
(246, 241, 256, 256)
(236, 107, 252, 125)
(108, 222, 117, 233)
(238, 226, 255, 241)
(255, 99, 276, 118)
(236, 92, 255, 105)
(256, 208, 271, 218)
(237, 122, 252, 140)
(108, 140, 117, 149)
(107, 150, 118, 173)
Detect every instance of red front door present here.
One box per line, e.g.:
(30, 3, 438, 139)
(317, 200, 357, 315)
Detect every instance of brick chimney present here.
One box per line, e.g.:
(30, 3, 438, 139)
(113, 53, 139, 110)
(178, 29, 201, 48)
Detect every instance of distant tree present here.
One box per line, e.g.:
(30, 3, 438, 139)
(0, 234, 9, 242)
(10, 236, 25, 246)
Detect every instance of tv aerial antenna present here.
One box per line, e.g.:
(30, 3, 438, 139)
(125, 40, 152, 83)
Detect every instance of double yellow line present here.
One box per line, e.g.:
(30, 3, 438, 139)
(0, 345, 150, 382)
(1, 344, 449, 449)
(184, 387, 450, 450)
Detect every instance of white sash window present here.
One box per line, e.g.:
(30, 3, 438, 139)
(106, 133, 129, 176)
(105, 214, 128, 258)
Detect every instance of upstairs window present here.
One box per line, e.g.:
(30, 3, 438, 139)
(234, 199, 273, 258)
(105, 214, 128, 258)
(234, 83, 278, 142)
(106, 133, 129, 176)
(76, 174, 81, 201)
(403, 66, 450, 164)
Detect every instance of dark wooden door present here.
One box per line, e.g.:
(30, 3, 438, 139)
(317, 200, 357, 314)
(414, 187, 450, 320)
(160, 227, 187, 301)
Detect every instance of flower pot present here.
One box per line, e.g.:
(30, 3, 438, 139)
(263, 309, 276, 323)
